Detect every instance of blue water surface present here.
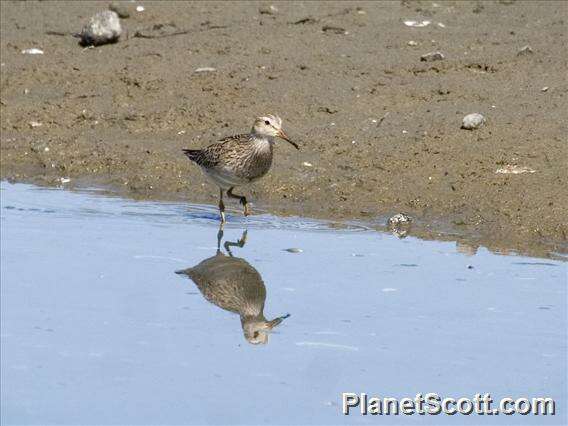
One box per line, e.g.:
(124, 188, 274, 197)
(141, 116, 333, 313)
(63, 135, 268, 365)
(1, 182, 566, 425)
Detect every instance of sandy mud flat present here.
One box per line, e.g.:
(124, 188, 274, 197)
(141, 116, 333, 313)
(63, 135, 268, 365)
(1, 1, 567, 257)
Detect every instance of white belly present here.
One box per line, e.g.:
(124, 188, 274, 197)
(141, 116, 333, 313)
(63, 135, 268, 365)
(202, 167, 249, 189)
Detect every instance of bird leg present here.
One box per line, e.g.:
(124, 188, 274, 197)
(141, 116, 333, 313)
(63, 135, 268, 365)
(227, 187, 250, 216)
(218, 188, 226, 224)
(224, 230, 248, 257)
(216, 223, 224, 253)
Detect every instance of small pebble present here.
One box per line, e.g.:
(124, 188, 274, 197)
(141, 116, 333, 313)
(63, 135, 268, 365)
(28, 121, 42, 128)
(284, 248, 303, 253)
(541, 86, 549, 92)
(259, 5, 278, 15)
(302, 161, 313, 167)
(407, 40, 418, 46)
(517, 45, 533, 56)
(79, 10, 122, 46)
(420, 51, 445, 62)
(60, 177, 71, 184)
(461, 113, 485, 130)
(388, 213, 412, 226)
(136, 5, 145, 12)
(437, 22, 446, 28)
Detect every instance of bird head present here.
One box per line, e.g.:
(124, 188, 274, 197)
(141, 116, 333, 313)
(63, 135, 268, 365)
(242, 313, 290, 345)
(252, 115, 299, 150)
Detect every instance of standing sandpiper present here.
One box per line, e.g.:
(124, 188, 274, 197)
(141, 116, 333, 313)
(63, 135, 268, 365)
(182, 115, 299, 223)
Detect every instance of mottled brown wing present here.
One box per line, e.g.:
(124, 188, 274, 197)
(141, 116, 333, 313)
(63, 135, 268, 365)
(183, 134, 251, 168)
(182, 149, 218, 168)
(217, 133, 250, 144)
(207, 134, 252, 163)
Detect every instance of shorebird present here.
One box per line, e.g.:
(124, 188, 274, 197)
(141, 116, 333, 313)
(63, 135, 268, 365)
(182, 115, 299, 223)
(175, 229, 290, 345)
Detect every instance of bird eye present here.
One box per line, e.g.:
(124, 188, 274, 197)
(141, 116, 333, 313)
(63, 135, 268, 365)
(264, 120, 270, 126)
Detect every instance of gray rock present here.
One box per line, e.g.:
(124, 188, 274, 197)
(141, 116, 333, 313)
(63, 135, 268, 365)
(461, 113, 486, 130)
(420, 51, 445, 62)
(80, 10, 122, 46)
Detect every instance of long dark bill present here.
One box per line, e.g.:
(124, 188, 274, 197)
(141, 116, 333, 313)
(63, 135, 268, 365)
(278, 130, 300, 150)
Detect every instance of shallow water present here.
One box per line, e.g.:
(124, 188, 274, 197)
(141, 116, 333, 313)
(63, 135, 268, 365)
(1, 182, 566, 425)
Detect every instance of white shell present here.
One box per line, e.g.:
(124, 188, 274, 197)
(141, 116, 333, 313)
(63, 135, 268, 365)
(517, 45, 533, 56)
(404, 20, 431, 27)
(461, 113, 486, 130)
(80, 10, 122, 46)
(21, 48, 44, 55)
(495, 165, 536, 174)
(194, 67, 217, 73)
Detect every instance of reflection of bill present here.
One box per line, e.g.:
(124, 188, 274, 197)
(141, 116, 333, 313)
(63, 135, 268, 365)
(176, 229, 289, 345)
(342, 392, 555, 416)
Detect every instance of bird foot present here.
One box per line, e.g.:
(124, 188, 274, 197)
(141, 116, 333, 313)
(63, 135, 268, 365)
(243, 204, 251, 216)
(236, 230, 248, 247)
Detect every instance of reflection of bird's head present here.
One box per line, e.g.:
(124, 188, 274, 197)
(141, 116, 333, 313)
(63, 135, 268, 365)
(242, 314, 290, 345)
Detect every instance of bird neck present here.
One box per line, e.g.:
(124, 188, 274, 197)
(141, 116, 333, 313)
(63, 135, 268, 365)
(250, 135, 274, 156)
(241, 312, 266, 324)
(251, 130, 275, 143)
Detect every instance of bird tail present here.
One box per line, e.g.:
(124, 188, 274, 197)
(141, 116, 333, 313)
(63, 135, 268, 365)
(182, 149, 202, 163)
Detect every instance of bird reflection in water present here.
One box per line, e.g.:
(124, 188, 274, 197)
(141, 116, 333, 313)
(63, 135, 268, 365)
(176, 227, 290, 345)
